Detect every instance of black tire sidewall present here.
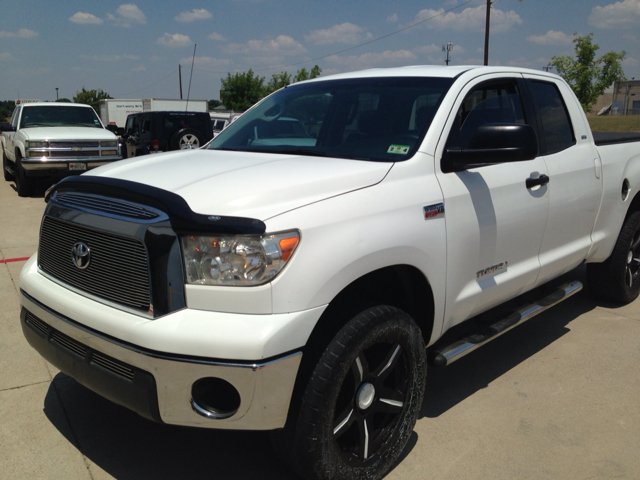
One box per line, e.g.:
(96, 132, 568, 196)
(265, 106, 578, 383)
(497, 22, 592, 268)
(2, 148, 13, 181)
(171, 129, 202, 151)
(15, 153, 34, 197)
(296, 306, 426, 480)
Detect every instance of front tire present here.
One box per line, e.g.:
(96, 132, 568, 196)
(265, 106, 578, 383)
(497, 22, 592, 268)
(2, 148, 13, 182)
(14, 152, 35, 197)
(587, 211, 640, 304)
(278, 306, 427, 480)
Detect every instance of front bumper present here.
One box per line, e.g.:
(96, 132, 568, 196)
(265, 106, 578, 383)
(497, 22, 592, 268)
(21, 291, 303, 429)
(21, 157, 120, 172)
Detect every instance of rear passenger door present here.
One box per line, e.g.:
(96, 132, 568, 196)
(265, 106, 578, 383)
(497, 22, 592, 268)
(523, 75, 603, 284)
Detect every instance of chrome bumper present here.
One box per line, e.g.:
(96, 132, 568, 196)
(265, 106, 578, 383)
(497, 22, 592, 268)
(21, 158, 119, 171)
(20, 291, 302, 430)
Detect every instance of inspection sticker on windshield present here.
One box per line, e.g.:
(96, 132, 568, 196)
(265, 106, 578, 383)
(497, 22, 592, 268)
(387, 144, 410, 155)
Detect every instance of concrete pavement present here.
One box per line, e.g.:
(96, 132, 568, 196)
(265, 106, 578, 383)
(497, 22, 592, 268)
(1, 177, 639, 479)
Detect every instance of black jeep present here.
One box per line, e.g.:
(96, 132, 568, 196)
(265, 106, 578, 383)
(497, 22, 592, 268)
(121, 111, 213, 157)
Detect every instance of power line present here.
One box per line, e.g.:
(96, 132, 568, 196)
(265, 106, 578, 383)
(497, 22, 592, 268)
(183, 0, 480, 75)
(119, 68, 179, 96)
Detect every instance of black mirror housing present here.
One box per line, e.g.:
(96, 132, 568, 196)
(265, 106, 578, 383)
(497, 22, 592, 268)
(1, 123, 16, 133)
(443, 124, 538, 173)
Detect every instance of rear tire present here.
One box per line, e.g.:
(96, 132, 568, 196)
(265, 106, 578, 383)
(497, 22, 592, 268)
(587, 211, 640, 304)
(2, 148, 13, 182)
(273, 306, 426, 480)
(14, 152, 35, 197)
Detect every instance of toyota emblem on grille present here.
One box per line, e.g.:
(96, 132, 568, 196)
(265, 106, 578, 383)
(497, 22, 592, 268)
(72, 242, 91, 269)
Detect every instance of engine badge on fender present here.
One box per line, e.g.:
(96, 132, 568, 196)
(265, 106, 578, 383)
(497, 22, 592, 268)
(423, 203, 445, 220)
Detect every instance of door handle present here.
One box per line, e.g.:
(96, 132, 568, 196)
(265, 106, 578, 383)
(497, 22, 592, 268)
(526, 174, 549, 189)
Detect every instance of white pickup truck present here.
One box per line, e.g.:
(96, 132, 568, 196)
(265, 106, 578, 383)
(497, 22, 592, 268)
(1, 102, 122, 196)
(18, 66, 640, 479)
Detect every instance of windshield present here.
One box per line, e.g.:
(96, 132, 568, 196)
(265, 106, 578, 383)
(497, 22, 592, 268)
(20, 106, 103, 128)
(208, 77, 454, 162)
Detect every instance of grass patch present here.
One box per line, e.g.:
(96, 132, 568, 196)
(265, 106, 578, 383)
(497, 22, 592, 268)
(589, 115, 640, 132)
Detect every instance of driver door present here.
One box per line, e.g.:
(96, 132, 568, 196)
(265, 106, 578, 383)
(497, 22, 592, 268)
(435, 75, 549, 332)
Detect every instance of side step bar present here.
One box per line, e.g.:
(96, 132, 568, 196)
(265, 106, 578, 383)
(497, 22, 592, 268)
(429, 281, 582, 367)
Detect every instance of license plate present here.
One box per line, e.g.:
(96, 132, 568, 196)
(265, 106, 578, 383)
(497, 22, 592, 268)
(68, 163, 87, 171)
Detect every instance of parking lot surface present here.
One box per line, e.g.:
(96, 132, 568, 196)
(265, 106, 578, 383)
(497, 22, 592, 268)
(1, 177, 640, 479)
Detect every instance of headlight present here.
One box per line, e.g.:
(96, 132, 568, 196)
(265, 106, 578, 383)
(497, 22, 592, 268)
(181, 230, 300, 286)
(101, 140, 118, 147)
(26, 141, 49, 148)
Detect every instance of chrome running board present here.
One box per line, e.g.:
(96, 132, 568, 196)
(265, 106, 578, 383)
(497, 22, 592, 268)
(429, 281, 582, 367)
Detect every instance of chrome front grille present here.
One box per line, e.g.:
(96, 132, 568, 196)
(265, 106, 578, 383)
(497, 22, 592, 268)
(50, 141, 99, 148)
(49, 150, 99, 157)
(54, 192, 161, 220)
(38, 216, 151, 312)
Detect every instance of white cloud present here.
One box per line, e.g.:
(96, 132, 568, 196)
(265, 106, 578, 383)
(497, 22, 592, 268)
(157, 33, 192, 47)
(589, 0, 640, 29)
(0, 28, 39, 38)
(0, 52, 13, 61)
(225, 35, 306, 56)
(527, 30, 573, 46)
(305, 23, 372, 45)
(326, 50, 417, 70)
(208, 32, 226, 41)
(69, 12, 103, 25)
(410, 5, 522, 33)
(133, 65, 147, 72)
(80, 54, 121, 62)
(108, 4, 146, 28)
(175, 9, 212, 22)
(150, 55, 165, 61)
(122, 54, 140, 60)
(387, 13, 398, 23)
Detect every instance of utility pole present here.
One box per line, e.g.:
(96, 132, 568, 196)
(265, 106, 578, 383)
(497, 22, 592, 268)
(442, 42, 454, 66)
(484, 0, 491, 66)
(179, 64, 183, 99)
(55, 88, 59, 101)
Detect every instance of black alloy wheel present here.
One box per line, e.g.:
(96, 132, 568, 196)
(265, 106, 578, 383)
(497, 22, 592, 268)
(587, 210, 640, 304)
(278, 306, 427, 480)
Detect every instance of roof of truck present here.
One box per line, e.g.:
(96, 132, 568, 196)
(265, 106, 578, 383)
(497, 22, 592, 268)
(302, 65, 561, 82)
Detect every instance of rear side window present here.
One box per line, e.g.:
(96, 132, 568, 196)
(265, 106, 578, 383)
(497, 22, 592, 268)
(527, 81, 575, 155)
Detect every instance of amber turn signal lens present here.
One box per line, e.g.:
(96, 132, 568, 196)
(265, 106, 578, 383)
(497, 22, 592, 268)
(279, 237, 299, 262)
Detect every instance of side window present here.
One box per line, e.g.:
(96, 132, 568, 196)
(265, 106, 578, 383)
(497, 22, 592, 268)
(527, 80, 575, 155)
(11, 106, 21, 128)
(447, 81, 526, 150)
(142, 117, 151, 133)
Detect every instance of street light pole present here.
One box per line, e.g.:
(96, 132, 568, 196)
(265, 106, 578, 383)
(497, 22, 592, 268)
(55, 88, 59, 101)
(484, 0, 491, 66)
(442, 42, 454, 66)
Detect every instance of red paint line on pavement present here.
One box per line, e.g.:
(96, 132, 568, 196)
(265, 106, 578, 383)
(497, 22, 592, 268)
(0, 257, 31, 264)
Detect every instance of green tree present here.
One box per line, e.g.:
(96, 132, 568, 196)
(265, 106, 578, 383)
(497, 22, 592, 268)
(208, 99, 222, 109)
(265, 71, 292, 95)
(293, 65, 322, 83)
(549, 33, 626, 112)
(56, 98, 72, 103)
(73, 88, 112, 113)
(0, 100, 15, 122)
(220, 69, 265, 111)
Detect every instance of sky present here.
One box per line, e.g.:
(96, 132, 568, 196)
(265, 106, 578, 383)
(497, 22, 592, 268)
(1, 0, 638, 103)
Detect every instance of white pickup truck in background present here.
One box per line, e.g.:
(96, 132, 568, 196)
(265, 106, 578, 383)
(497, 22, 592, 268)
(18, 66, 640, 480)
(1, 102, 122, 196)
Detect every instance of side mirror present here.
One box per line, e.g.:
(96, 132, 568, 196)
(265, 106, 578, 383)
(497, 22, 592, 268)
(1, 123, 16, 133)
(443, 124, 538, 173)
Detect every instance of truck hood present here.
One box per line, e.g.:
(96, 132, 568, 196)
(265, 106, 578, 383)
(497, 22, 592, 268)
(87, 149, 392, 220)
(21, 126, 116, 141)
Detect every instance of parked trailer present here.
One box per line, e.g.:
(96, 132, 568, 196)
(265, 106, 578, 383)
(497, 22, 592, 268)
(99, 99, 143, 128)
(142, 98, 208, 113)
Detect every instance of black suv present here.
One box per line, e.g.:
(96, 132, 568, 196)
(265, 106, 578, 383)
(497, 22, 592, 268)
(121, 111, 213, 157)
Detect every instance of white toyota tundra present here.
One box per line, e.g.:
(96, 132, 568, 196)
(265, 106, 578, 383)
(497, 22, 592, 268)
(18, 66, 640, 479)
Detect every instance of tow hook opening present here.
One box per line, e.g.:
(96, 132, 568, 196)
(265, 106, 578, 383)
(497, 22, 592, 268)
(191, 377, 241, 419)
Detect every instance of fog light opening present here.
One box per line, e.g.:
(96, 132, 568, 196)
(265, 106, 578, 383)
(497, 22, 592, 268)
(191, 377, 241, 420)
